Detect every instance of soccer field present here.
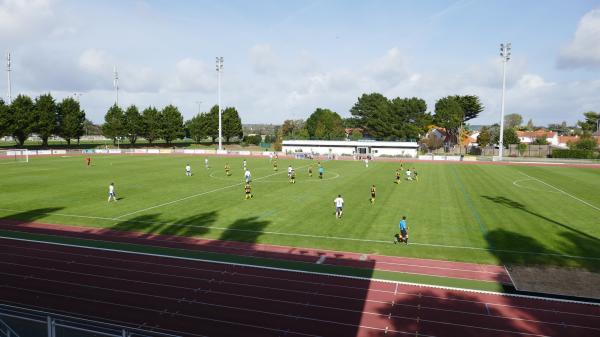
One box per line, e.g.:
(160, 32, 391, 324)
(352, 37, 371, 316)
(1, 155, 599, 270)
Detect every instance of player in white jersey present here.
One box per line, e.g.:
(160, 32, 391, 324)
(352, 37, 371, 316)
(287, 165, 293, 178)
(364, 158, 369, 168)
(185, 164, 192, 176)
(108, 183, 117, 202)
(204, 158, 209, 169)
(243, 159, 247, 170)
(333, 194, 344, 219)
(244, 169, 252, 183)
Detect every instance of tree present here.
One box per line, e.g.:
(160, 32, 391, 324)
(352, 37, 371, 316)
(8, 95, 35, 146)
(123, 105, 143, 145)
(350, 93, 392, 139)
(342, 117, 362, 128)
(532, 137, 548, 145)
(0, 99, 8, 137)
(142, 107, 162, 144)
(102, 104, 125, 145)
(455, 95, 484, 122)
(526, 119, 534, 131)
(493, 127, 520, 148)
(306, 108, 345, 140)
(187, 113, 211, 143)
(389, 97, 431, 140)
(33, 93, 58, 146)
(350, 130, 363, 141)
(433, 96, 463, 144)
(570, 132, 598, 150)
(205, 105, 221, 142)
(161, 105, 184, 145)
(57, 97, 86, 145)
(281, 119, 307, 139)
(477, 126, 492, 147)
(434, 95, 483, 145)
(577, 111, 599, 132)
(222, 107, 243, 143)
(504, 113, 523, 129)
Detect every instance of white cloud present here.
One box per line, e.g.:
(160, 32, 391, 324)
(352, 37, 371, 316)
(249, 44, 277, 75)
(558, 8, 600, 69)
(164, 58, 215, 93)
(78, 48, 111, 74)
(516, 74, 555, 90)
(0, 0, 55, 43)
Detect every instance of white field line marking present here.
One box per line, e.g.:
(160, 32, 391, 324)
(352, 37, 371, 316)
(209, 170, 341, 183)
(520, 172, 600, 213)
(1, 210, 600, 261)
(115, 163, 312, 219)
(3, 235, 600, 309)
(4, 254, 598, 331)
(315, 255, 326, 264)
(512, 179, 561, 194)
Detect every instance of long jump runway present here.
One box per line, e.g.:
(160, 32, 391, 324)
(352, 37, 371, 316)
(1, 238, 599, 337)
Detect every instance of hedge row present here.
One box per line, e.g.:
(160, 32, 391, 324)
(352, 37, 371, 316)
(551, 149, 600, 159)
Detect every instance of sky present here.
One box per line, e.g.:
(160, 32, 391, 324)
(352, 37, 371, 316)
(1, 0, 600, 126)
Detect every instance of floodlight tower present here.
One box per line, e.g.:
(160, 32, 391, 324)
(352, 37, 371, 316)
(498, 43, 511, 161)
(195, 100, 202, 114)
(216, 57, 223, 150)
(6, 52, 12, 104)
(73, 92, 83, 102)
(113, 65, 119, 106)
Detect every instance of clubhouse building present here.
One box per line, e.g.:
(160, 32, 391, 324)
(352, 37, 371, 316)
(282, 140, 419, 158)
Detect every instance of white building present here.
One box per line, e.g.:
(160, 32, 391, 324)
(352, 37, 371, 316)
(282, 140, 419, 158)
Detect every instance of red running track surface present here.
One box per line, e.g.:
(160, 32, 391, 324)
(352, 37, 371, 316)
(0, 220, 512, 284)
(0, 237, 599, 337)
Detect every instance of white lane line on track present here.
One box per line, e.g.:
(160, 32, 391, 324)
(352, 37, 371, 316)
(2, 285, 323, 337)
(315, 255, 326, 264)
(114, 163, 312, 219)
(3, 242, 600, 319)
(519, 172, 600, 212)
(4, 261, 595, 334)
(2, 235, 599, 309)
(1, 213, 599, 261)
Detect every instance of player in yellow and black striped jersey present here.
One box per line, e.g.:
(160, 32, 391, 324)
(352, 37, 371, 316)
(308, 165, 313, 177)
(273, 159, 278, 171)
(244, 183, 253, 199)
(395, 170, 401, 184)
(225, 163, 231, 176)
(290, 169, 296, 184)
(370, 185, 376, 204)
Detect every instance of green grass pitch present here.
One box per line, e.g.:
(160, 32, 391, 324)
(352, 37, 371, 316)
(1, 155, 599, 270)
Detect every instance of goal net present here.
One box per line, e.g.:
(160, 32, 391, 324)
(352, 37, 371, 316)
(0, 149, 29, 163)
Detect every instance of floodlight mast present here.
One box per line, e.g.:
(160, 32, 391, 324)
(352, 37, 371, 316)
(6, 52, 12, 104)
(498, 43, 511, 161)
(216, 57, 224, 150)
(113, 65, 119, 106)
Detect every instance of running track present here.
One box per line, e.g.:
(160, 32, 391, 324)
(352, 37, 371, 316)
(0, 220, 511, 284)
(1, 237, 599, 337)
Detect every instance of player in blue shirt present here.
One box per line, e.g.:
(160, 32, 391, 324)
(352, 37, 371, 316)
(319, 166, 324, 179)
(395, 216, 408, 245)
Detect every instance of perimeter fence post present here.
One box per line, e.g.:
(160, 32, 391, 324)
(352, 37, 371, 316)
(46, 316, 55, 337)
(122, 329, 127, 337)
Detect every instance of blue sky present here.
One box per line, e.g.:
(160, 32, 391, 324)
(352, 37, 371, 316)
(2, 0, 600, 125)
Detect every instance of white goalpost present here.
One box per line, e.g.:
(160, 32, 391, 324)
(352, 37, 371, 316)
(0, 149, 29, 164)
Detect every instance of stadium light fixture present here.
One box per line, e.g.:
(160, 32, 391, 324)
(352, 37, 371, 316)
(216, 57, 224, 150)
(498, 43, 511, 161)
(195, 100, 202, 114)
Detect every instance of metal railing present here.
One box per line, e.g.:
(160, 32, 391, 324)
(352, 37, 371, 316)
(0, 318, 20, 337)
(0, 304, 181, 337)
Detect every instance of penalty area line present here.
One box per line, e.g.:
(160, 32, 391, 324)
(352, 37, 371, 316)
(519, 172, 600, 213)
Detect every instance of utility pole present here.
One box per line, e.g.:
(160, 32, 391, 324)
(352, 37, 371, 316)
(216, 57, 223, 150)
(498, 43, 511, 161)
(6, 52, 12, 104)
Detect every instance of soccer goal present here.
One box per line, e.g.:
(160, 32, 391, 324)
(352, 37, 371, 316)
(0, 149, 29, 164)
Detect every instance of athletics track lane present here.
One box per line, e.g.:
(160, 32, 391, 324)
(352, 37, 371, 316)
(0, 238, 599, 337)
(0, 220, 512, 284)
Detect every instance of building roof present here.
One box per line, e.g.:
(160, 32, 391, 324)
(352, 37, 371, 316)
(516, 130, 556, 138)
(282, 139, 419, 148)
(558, 136, 579, 144)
